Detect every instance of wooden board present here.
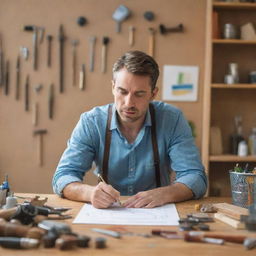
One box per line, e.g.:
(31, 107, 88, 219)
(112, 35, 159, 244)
(213, 203, 248, 220)
(214, 212, 245, 229)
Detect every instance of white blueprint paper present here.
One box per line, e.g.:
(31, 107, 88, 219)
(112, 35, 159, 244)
(73, 203, 179, 226)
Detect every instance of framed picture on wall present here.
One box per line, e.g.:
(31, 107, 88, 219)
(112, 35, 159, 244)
(162, 65, 199, 102)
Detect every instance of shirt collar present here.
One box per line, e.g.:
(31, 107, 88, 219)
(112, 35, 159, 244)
(110, 104, 152, 130)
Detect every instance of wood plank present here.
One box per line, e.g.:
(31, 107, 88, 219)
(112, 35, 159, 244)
(212, 83, 256, 89)
(214, 212, 245, 229)
(209, 155, 256, 162)
(213, 203, 248, 220)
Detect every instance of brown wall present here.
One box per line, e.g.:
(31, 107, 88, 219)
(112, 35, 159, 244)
(0, 0, 206, 193)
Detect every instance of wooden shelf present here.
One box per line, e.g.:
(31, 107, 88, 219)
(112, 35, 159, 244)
(213, 2, 256, 10)
(210, 154, 256, 162)
(211, 83, 256, 89)
(213, 39, 256, 45)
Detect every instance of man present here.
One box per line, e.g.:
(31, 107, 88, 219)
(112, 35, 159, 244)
(52, 51, 207, 209)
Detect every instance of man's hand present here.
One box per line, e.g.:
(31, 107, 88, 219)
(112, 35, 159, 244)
(122, 188, 166, 208)
(62, 182, 120, 208)
(90, 182, 120, 209)
(123, 183, 193, 208)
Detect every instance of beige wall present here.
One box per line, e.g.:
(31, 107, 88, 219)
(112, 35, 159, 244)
(0, 0, 206, 193)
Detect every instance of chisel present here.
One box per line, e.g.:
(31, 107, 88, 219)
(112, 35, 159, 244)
(71, 40, 79, 86)
(89, 36, 96, 72)
(58, 25, 65, 93)
(24, 25, 38, 70)
(101, 37, 109, 73)
(33, 129, 47, 166)
(48, 84, 54, 119)
(32, 102, 38, 126)
(15, 56, 20, 100)
(79, 64, 85, 91)
(148, 27, 155, 57)
(25, 75, 29, 111)
(4, 60, 9, 95)
(32, 27, 38, 70)
(129, 26, 135, 47)
(46, 35, 53, 68)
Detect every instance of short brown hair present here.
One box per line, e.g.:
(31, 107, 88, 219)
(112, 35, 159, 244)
(112, 51, 159, 90)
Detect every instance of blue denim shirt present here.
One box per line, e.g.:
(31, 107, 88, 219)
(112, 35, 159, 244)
(52, 101, 207, 198)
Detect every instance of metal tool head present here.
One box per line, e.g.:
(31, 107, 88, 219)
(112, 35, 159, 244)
(33, 129, 47, 135)
(144, 11, 155, 21)
(244, 237, 256, 250)
(112, 5, 130, 22)
(102, 37, 110, 45)
(38, 220, 71, 233)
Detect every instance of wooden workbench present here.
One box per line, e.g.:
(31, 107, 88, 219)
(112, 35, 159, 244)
(0, 194, 256, 255)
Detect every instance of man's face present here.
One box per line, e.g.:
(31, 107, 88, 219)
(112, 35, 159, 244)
(112, 68, 158, 125)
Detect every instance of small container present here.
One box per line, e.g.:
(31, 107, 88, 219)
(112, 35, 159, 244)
(224, 74, 235, 84)
(238, 140, 248, 156)
(248, 128, 256, 155)
(249, 71, 256, 84)
(229, 171, 256, 208)
(223, 23, 238, 39)
(228, 63, 239, 83)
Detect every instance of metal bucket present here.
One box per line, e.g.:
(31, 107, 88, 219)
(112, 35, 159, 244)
(229, 171, 256, 209)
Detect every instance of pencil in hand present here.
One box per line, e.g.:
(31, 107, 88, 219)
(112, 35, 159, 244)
(97, 173, 122, 206)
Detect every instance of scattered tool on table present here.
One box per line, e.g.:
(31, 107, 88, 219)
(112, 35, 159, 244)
(159, 23, 184, 35)
(95, 237, 107, 249)
(25, 75, 30, 111)
(71, 39, 79, 86)
(89, 36, 96, 72)
(112, 5, 131, 33)
(48, 83, 54, 119)
(33, 129, 47, 166)
(39, 220, 90, 250)
(15, 56, 20, 100)
(0, 175, 10, 207)
(241, 204, 256, 232)
(58, 24, 65, 93)
(128, 26, 135, 47)
(0, 237, 40, 249)
(79, 64, 86, 90)
(101, 37, 109, 73)
(91, 228, 121, 239)
(179, 213, 213, 231)
(46, 35, 53, 68)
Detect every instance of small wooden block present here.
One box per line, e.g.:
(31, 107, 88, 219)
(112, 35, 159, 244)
(213, 203, 248, 220)
(214, 213, 245, 230)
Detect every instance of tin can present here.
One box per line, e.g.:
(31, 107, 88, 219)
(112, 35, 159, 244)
(223, 24, 237, 39)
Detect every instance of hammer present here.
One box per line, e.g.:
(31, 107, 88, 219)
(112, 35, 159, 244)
(33, 129, 47, 166)
(159, 23, 184, 35)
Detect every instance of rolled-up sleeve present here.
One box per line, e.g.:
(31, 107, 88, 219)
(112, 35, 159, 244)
(52, 113, 96, 196)
(168, 111, 207, 199)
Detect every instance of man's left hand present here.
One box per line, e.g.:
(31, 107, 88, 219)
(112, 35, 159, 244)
(122, 183, 193, 208)
(122, 188, 166, 208)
